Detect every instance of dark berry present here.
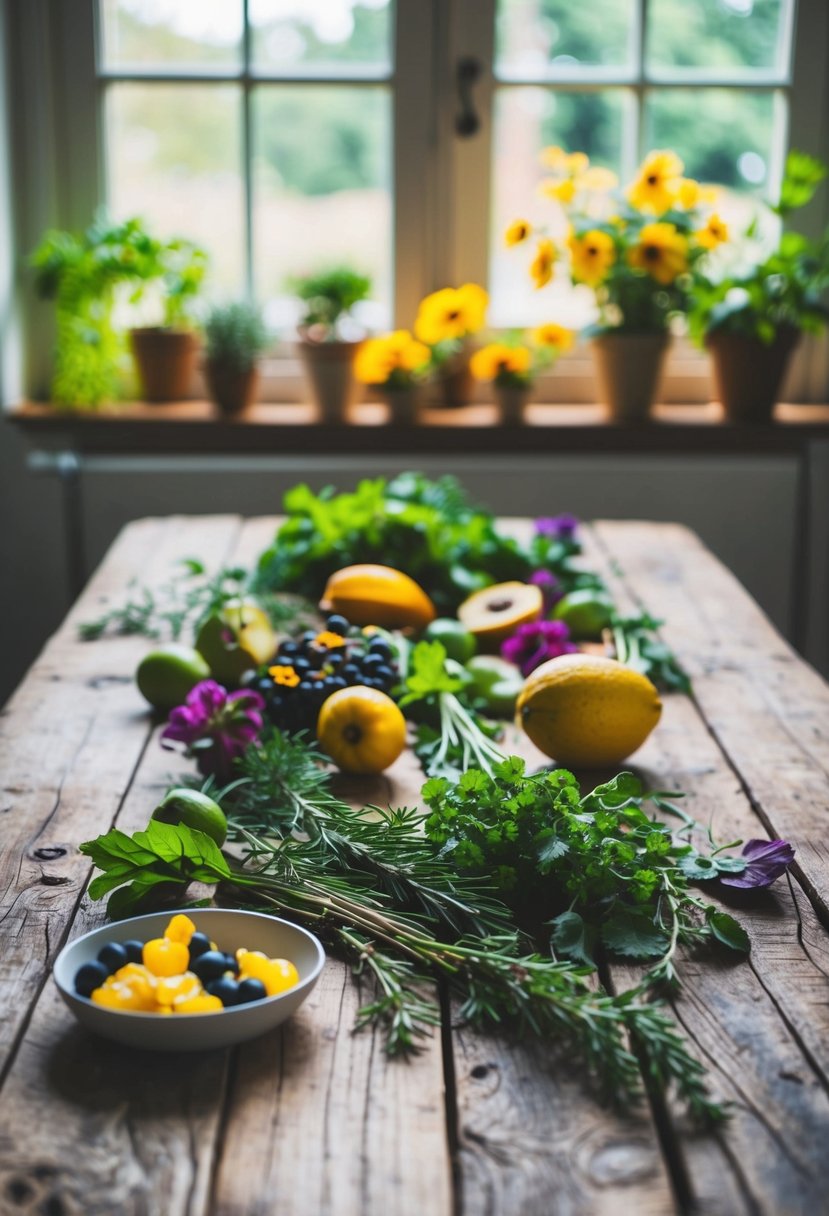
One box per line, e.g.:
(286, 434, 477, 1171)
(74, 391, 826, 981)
(342, 663, 361, 680)
(326, 676, 348, 691)
(191, 950, 232, 983)
(326, 614, 350, 634)
(325, 651, 344, 669)
(187, 932, 212, 961)
(236, 978, 268, 1004)
(207, 976, 242, 1007)
(278, 640, 299, 657)
(368, 639, 393, 660)
(292, 657, 311, 675)
(74, 960, 109, 997)
(373, 664, 396, 684)
(122, 940, 144, 965)
(223, 952, 239, 974)
(300, 630, 317, 646)
(97, 942, 128, 974)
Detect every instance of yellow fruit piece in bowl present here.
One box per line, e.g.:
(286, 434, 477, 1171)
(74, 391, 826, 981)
(164, 913, 197, 946)
(174, 994, 224, 1014)
(143, 937, 190, 977)
(156, 972, 203, 1007)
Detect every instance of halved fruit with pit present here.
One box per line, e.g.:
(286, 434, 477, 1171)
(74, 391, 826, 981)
(457, 581, 543, 650)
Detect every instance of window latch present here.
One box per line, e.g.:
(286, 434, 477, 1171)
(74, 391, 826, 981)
(455, 57, 482, 138)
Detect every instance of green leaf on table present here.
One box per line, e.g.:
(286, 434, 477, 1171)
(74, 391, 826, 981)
(549, 910, 597, 966)
(679, 852, 721, 881)
(707, 910, 750, 953)
(601, 908, 671, 959)
(398, 641, 465, 705)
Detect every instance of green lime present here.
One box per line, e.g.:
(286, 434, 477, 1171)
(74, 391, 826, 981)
(136, 644, 211, 712)
(465, 655, 524, 718)
(552, 590, 614, 641)
(423, 618, 477, 663)
(151, 788, 228, 848)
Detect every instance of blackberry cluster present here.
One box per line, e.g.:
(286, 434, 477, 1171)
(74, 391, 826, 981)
(250, 613, 400, 735)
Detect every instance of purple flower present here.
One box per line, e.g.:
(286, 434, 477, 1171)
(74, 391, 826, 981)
(161, 679, 265, 782)
(528, 569, 563, 613)
(720, 839, 795, 889)
(535, 513, 579, 541)
(501, 619, 578, 677)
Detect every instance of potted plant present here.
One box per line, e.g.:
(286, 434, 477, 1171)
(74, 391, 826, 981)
(203, 302, 269, 415)
(353, 329, 431, 424)
(413, 283, 489, 407)
(29, 215, 148, 409)
(128, 233, 208, 402)
(507, 147, 728, 421)
(689, 151, 829, 422)
(470, 324, 574, 424)
(292, 266, 372, 422)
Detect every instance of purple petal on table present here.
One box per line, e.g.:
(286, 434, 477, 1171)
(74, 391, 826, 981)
(535, 513, 579, 539)
(720, 839, 795, 888)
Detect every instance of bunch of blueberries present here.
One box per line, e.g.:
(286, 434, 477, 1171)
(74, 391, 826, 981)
(248, 613, 400, 735)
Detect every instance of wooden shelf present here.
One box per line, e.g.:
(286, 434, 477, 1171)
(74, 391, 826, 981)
(7, 399, 829, 456)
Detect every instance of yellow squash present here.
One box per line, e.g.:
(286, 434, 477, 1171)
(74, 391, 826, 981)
(320, 564, 436, 631)
(517, 653, 661, 767)
(317, 685, 408, 775)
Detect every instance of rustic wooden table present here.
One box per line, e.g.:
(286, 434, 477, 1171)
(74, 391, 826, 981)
(2, 514, 829, 1216)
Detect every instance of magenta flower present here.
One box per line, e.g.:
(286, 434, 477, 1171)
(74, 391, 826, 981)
(528, 569, 563, 613)
(535, 513, 579, 540)
(501, 619, 578, 677)
(720, 839, 795, 889)
(161, 679, 265, 782)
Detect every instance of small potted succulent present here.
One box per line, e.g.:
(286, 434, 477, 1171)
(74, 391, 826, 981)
(470, 324, 574, 424)
(128, 232, 208, 402)
(203, 301, 269, 415)
(353, 329, 432, 424)
(507, 147, 728, 421)
(292, 266, 372, 422)
(689, 151, 829, 422)
(413, 283, 489, 407)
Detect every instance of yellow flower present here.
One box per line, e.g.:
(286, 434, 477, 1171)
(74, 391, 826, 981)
(539, 177, 576, 203)
(354, 330, 431, 384)
(627, 222, 689, 285)
(676, 178, 700, 209)
(568, 229, 616, 286)
(505, 219, 532, 247)
(539, 145, 569, 171)
(529, 239, 556, 289)
(566, 151, 590, 176)
(531, 323, 575, 353)
(470, 343, 532, 382)
(414, 283, 488, 344)
(694, 213, 729, 251)
(579, 166, 618, 192)
(269, 664, 300, 688)
(627, 150, 684, 214)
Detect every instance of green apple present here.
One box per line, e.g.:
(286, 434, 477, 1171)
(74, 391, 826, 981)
(423, 617, 477, 663)
(465, 655, 525, 718)
(552, 589, 615, 640)
(195, 598, 277, 686)
(136, 643, 211, 712)
(151, 788, 228, 848)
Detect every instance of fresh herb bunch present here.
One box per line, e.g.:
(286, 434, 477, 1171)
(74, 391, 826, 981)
(422, 759, 748, 983)
(611, 613, 691, 695)
(204, 302, 269, 372)
(254, 474, 575, 614)
(291, 266, 372, 336)
(80, 729, 724, 1121)
(79, 560, 311, 642)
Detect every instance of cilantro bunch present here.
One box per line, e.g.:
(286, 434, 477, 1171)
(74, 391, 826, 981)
(423, 759, 748, 981)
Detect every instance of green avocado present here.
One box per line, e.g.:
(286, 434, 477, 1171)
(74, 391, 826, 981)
(136, 644, 211, 712)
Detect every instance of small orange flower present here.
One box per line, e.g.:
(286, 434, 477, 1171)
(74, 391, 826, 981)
(314, 630, 346, 649)
(505, 219, 532, 247)
(694, 213, 729, 251)
(531, 323, 575, 353)
(269, 665, 300, 687)
(529, 239, 556, 289)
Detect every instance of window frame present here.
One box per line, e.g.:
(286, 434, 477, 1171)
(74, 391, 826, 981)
(8, 0, 829, 405)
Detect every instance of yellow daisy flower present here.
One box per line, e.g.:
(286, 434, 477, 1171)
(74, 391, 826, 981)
(414, 283, 489, 344)
(470, 343, 532, 382)
(505, 219, 533, 247)
(539, 145, 569, 171)
(531, 323, 575, 353)
(694, 213, 729, 251)
(529, 239, 556, 289)
(566, 151, 590, 176)
(568, 229, 616, 286)
(579, 166, 618, 192)
(354, 330, 431, 385)
(627, 222, 689, 285)
(539, 177, 576, 204)
(627, 150, 684, 214)
(676, 177, 701, 209)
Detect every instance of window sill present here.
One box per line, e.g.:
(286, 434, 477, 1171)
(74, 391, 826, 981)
(7, 399, 829, 457)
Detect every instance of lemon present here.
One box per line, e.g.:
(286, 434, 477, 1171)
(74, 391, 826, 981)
(151, 788, 228, 847)
(517, 653, 661, 767)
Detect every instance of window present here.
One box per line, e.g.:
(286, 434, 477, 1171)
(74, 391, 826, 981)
(10, 0, 829, 402)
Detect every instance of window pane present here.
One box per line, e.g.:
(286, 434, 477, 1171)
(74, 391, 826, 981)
(645, 88, 776, 194)
(489, 88, 627, 325)
(105, 84, 245, 295)
(496, 0, 636, 76)
(250, 0, 392, 74)
(646, 0, 789, 77)
(252, 86, 392, 331)
(101, 0, 243, 70)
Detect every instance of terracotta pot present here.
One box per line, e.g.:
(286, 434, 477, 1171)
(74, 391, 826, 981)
(705, 327, 800, 423)
(590, 332, 669, 423)
(436, 343, 475, 408)
(495, 383, 531, 425)
(130, 328, 199, 403)
(298, 339, 361, 423)
(205, 360, 260, 416)
(382, 384, 422, 426)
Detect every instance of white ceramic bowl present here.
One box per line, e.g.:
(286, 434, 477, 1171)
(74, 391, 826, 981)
(53, 908, 325, 1051)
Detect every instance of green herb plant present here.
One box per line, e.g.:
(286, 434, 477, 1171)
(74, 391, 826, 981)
(80, 729, 733, 1122)
(204, 302, 269, 372)
(291, 266, 372, 338)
